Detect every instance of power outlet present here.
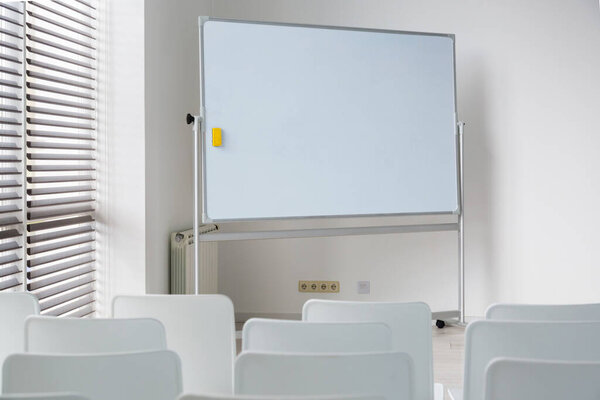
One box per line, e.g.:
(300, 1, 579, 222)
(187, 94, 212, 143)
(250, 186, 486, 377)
(299, 280, 340, 293)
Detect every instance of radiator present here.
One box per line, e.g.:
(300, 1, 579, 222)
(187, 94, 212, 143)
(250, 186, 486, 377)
(170, 225, 218, 294)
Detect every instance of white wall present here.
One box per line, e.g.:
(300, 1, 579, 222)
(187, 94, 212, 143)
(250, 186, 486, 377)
(106, 0, 209, 298)
(112, 0, 600, 317)
(104, 0, 147, 307)
(144, 0, 211, 293)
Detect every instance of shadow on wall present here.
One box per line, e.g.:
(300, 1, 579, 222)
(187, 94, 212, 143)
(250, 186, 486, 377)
(458, 53, 495, 312)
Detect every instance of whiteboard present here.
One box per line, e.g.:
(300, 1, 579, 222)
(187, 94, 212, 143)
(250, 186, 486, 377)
(201, 19, 458, 222)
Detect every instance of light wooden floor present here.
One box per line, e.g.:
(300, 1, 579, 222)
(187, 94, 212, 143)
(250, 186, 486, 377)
(432, 325, 465, 399)
(236, 323, 466, 399)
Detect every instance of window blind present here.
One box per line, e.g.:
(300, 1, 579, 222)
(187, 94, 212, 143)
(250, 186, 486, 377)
(0, 0, 98, 318)
(0, 2, 25, 293)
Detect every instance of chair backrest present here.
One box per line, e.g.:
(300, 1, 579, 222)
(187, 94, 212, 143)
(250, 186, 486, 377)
(464, 320, 600, 400)
(485, 358, 600, 400)
(2, 350, 182, 400)
(485, 303, 600, 321)
(242, 319, 393, 353)
(25, 316, 166, 354)
(0, 293, 39, 389)
(234, 351, 413, 400)
(302, 300, 431, 400)
(112, 294, 236, 394)
(0, 394, 88, 400)
(180, 395, 384, 400)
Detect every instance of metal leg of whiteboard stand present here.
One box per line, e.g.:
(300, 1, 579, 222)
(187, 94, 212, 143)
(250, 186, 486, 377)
(458, 121, 466, 325)
(433, 121, 466, 328)
(187, 113, 201, 295)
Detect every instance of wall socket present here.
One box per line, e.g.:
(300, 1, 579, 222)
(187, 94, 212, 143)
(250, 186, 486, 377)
(298, 280, 340, 293)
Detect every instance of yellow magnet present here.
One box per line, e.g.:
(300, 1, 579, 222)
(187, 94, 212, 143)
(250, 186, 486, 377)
(212, 127, 222, 147)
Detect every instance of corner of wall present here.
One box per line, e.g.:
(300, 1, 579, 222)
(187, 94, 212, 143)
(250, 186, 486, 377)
(143, 0, 210, 295)
(104, 0, 147, 305)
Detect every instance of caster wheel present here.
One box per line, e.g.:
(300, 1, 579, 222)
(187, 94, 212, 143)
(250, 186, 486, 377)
(436, 319, 446, 329)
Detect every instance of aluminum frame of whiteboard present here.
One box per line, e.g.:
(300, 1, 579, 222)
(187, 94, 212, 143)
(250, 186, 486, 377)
(198, 16, 460, 224)
(195, 17, 465, 323)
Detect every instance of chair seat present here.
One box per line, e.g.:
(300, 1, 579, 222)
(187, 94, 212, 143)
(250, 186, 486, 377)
(302, 300, 433, 400)
(25, 316, 166, 354)
(2, 350, 183, 400)
(179, 395, 385, 400)
(242, 319, 393, 353)
(463, 321, 600, 400)
(0, 293, 40, 389)
(235, 351, 413, 400)
(0, 394, 88, 400)
(113, 294, 236, 394)
(485, 303, 600, 321)
(485, 358, 600, 400)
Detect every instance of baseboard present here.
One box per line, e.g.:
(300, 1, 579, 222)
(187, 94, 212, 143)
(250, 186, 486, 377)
(236, 312, 301, 323)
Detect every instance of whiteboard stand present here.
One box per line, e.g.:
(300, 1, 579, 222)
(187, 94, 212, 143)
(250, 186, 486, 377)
(185, 115, 466, 326)
(187, 18, 466, 326)
(186, 113, 201, 296)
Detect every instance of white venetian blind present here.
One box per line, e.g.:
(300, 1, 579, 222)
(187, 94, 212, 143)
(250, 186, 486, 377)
(0, 0, 99, 318)
(0, 2, 25, 293)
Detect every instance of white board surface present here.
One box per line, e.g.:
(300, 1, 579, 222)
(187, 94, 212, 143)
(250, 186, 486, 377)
(201, 20, 458, 222)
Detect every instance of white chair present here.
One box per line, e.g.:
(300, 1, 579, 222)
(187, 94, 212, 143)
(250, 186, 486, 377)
(25, 316, 166, 354)
(0, 293, 39, 389)
(485, 358, 600, 400)
(485, 303, 600, 321)
(2, 350, 182, 400)
(112, 294, 236, 394)
(234, 351, 413, 400)
(180, 395, 384, 400)
(460, 320, 600, 400)
(303, 300, 434, 400)
(0, 394, 88, 400)
(242, 318, 393, 353)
